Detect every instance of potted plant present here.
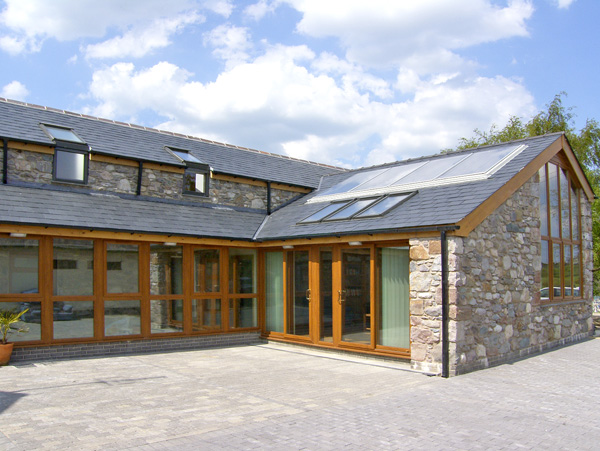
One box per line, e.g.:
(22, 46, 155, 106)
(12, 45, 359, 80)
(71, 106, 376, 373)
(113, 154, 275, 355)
(0, 308, 28, 366)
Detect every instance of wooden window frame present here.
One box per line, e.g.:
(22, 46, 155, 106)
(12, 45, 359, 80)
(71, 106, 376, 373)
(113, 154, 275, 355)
(540, 160, 583, 303)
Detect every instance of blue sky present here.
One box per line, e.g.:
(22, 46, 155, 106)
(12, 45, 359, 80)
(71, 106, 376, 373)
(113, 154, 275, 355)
(0, 0, 596, 168)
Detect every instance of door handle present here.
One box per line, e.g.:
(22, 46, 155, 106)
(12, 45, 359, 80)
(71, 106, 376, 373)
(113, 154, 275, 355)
(306, 289, 311, 302)
(338, 289, 346, 304)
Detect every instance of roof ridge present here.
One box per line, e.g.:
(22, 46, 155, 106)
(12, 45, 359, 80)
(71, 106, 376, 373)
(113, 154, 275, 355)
(0, 97, 345, 172)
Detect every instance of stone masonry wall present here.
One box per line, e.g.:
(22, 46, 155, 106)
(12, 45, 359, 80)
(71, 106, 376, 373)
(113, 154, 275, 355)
(7, 148, 304, 210)
(409, 173, 593, 376)
(452, 173, 593, 375)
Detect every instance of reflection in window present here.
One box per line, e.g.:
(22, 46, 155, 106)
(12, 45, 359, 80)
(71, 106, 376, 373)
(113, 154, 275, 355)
(265, 252, 284, 333)
(54, 149, 87, 183)
(192, 299, 221, 331)
(150, 299, 184, 334)
(150, 244, 183, 295)
(53, 301, 94, 339)
(183, 170, 208, 195)
(106, 244, 139, 294)
(0, 302, 41, 341)
(53, 238, 93, 296)
(229, 249, 256, 294)
(0, 238, 39, 294)
(378, 247, 410, 349)
(104, 300, 141, 336)
(229, 298, 257, 328)
(194, 249, 220, 293)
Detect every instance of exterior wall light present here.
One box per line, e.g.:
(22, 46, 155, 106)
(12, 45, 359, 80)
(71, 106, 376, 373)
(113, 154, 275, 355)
(163, 242, 177, 246)
(10, 233, 27, 238)
(282, 245, 294, 249)
(348, 241, 362, 246)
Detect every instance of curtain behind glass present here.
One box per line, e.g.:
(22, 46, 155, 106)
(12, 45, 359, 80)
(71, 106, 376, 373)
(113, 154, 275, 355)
(379, 248, 410, 348)
(265, 252, 284, 332)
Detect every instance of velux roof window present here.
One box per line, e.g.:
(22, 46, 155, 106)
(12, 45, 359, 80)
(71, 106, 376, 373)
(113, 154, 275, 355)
(299, 193, 413, 224)
(41, 124, 89, 184)
(167, 147, 210, 197)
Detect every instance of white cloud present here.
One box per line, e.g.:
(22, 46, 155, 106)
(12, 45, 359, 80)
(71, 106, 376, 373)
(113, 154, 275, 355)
(84, 43, 536, 167)
(0, 0, 200, 54)
(84, 13, 204, 59)
(203, 24, 252, 69)
(244, 0, 281, 21)
(1, 80, 29, 100)
(202, 0, 234, 17)
(556, 0, 576, 8)
(285, 0, 534, 71)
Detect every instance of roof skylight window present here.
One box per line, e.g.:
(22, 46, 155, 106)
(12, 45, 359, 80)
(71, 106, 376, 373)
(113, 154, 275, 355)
(356, 193, 412, 217)
(326, 198, 377, 220)
(41, 124, 85, 143)
(170, 149, 204, 164)
(299, 202, 349, 223)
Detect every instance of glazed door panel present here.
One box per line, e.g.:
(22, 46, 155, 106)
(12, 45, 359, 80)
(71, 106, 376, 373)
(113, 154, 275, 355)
(288, 250, 310, 337)
(339, 247, 372, 346)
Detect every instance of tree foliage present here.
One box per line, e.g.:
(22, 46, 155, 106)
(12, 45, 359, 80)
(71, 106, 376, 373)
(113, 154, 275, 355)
(455, 93, 600, 294)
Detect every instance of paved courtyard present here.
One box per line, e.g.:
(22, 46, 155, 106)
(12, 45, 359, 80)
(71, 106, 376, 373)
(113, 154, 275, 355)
(1, 337, 599, 450)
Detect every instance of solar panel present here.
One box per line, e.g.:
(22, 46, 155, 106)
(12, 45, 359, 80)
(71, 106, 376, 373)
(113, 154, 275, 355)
(438, 144, 519, 178)
(351, 161, 425, 192)
(320, 168, 389, 196)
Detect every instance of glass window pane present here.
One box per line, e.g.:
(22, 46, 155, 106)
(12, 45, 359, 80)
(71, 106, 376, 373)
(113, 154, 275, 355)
(229, 248, 256, 294)
(53, 301, 94, 339)
(45, 125, 84, 143)
(573, 245, 581, 297)
(55, 150, 86, 182)
(106, 244, 139, 294)
(183, 170, 207, 194)
(53, 239, 93, 296)
(151, 299, 184, 334)
(539, 167, 548, 236)
(229, 298, 257, 328)
(172, 149, 203, 163)
(541, 241, 550, 301)
(300, 202, 348, 223)
(564, 245, 572, 296)
(327, 198, 377, 220)
(0, 302, 41, 342)
(319, 248, 333, 343)
(192, 299, 221, 331)
(571, 186, 579, 240)
(560, 169, 570, 239)
(552, 243, 562, 298)
(341, 248, 371, 345)
(150, 244, 183, 295)
(378, 247, 410, 349)
(104, 300, 141, 336)
(0, 238, 38, 294)
(548, 164, 560, 238)
(194, 249, 220, 293)
(357, 193, 410, 217)
(265, 252, 284, 332)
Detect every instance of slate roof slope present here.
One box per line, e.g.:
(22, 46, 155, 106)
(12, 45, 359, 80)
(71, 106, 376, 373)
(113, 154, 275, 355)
(255, 134, 563, 241)
(0, 99, 343, 189)
(0, 184, 265, 240)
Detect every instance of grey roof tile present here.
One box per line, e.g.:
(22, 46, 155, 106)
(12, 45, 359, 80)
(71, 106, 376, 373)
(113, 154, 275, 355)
(0, 99, 343, 188)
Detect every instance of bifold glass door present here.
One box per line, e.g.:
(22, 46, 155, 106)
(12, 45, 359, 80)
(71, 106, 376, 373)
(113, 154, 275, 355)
(289, 250, 310, 337)
(340, 248, 372, 345)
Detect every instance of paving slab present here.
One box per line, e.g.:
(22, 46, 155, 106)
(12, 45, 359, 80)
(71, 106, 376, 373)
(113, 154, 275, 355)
(1, 338, 599, 450)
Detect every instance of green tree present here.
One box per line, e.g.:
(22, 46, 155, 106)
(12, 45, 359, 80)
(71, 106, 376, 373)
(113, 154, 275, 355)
(455, 93, 600, 294)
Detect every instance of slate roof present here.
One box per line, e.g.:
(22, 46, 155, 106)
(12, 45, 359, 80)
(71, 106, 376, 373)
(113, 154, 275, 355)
(255, 133, 564, 241)
(0, 99, 343, 189)
(0, 184, 265, 240)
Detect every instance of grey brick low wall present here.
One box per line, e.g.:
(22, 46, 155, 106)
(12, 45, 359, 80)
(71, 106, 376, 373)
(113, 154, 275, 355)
(10, 332, 262, 363)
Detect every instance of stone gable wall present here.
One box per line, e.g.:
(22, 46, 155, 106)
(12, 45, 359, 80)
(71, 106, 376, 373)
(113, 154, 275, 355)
(409, 173, 593, 376)
(451, 173, 593, 375)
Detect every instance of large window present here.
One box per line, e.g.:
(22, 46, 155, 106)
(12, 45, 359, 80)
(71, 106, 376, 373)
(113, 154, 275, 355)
(229, 248, 257, 328)
(539, 162, 582, 301)
(0, 237, 39, 294)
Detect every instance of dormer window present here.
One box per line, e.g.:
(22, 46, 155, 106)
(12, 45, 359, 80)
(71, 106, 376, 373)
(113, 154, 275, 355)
(41, 124, 89, 185)
(166, 147, 210, 197)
